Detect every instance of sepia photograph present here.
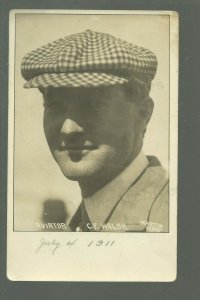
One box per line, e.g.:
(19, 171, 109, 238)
(14, 12, 170, 233)
(7, 10, 178, 281)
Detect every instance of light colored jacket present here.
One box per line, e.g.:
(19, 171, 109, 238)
(68, 156, 169, 233)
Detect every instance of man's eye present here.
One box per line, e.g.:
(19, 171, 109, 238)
(43, 101, 62, 111)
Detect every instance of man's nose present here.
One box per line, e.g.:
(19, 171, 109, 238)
(60, 118, 84, 136)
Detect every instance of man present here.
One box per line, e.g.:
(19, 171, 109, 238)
(21, 29, 169, 232)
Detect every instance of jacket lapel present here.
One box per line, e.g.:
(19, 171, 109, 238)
(104, 164, 168, 232)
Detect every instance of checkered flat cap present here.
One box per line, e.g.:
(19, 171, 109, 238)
(21, 29, 158, 88)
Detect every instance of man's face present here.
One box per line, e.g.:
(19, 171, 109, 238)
(43, 85, 143, 182)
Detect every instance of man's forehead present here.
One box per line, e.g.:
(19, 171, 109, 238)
(41, 84, 126, 98)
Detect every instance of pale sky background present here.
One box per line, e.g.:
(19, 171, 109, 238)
(13, 13, 169, 230)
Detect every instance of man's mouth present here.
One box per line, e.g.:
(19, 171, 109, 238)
(58, 144, 97, 152)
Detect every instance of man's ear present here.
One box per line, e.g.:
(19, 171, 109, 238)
(137, 97, 154, 128)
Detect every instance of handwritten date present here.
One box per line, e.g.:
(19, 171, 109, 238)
(35, 238, 115, 255)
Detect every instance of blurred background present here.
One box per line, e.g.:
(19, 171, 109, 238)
(13, 13, 169, 231)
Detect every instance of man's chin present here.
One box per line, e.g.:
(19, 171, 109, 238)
(58, 165, 100, 182)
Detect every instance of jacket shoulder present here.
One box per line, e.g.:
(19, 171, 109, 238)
(110, 158, 169, 232)
(147, 182, 169, 232)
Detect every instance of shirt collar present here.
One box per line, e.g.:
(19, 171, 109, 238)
(83, 151, 149, 225)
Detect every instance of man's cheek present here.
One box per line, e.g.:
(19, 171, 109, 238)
(44, 129, 56, 150)
(44, 118, 58, 137)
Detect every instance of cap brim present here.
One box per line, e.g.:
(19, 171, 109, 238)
(24, 72, 128, 88)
